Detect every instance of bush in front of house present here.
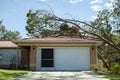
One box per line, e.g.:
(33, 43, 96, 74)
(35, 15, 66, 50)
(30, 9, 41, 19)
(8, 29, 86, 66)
(110, 62, 120, 74)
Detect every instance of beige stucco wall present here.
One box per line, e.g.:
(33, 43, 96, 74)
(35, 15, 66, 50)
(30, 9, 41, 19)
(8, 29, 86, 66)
(90, 46, 97, 70)
(29, 46, 37, 70)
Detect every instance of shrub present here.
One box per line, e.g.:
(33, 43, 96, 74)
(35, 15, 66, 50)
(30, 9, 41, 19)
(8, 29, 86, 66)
(110, 62, 120, 74)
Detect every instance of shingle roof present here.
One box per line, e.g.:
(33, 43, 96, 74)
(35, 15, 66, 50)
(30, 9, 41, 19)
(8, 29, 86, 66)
(16, 36, 98, 43)
(0, 41, 17, 48)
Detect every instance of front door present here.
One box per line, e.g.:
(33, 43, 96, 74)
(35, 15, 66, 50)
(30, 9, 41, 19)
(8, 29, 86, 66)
(41, 48, 54, 70)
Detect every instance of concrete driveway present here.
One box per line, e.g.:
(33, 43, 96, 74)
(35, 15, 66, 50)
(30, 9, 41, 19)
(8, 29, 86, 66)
(13, 71, 108, 80)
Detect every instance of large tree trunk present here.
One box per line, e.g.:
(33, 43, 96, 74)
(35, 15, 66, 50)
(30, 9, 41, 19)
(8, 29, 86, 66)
(97, 51, 110, 71)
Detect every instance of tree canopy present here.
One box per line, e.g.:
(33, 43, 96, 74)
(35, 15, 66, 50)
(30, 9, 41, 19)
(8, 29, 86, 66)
(0, 20, 21, 41)
(26, 10, 81, 38)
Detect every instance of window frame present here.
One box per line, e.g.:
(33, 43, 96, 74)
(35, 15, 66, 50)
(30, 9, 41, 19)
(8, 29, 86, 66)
(41, 48, 54, 67)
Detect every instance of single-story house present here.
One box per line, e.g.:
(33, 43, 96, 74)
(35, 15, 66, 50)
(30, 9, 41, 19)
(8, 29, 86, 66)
(14, 37, 100, 71)
(0, 41, 21, 69)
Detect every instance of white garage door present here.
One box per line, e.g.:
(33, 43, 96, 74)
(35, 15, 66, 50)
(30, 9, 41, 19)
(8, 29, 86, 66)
(36, 47, 90, 71)
(54, 47, 90, 70)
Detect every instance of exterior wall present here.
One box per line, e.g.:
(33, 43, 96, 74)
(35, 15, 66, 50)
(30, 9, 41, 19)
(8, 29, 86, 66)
(0, 48, 21, 68)
(90, 46, 97, 70)
(29, 46, 37, 70)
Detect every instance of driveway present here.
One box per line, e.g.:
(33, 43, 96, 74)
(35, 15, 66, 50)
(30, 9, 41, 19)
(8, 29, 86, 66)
(13, 71, 108, 80)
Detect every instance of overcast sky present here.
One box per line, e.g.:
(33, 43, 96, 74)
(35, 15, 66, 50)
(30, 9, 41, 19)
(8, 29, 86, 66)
(0, 0, 113, 38)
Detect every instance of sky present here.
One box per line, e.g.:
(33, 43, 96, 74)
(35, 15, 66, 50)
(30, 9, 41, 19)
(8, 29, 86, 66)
(0, 0, 113, 38)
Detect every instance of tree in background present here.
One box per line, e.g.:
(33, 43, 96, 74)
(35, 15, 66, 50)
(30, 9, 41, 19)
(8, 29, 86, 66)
(59, 23, 81, 37)
(26, 10, 58, 37)
(90, 9, 120, 71)
(0, 20, 21, 41)
(26, 10, 81, 38)
(0, 21, 7, 40)
(26, 8, 120, 50)
(89, 0, 120, 72)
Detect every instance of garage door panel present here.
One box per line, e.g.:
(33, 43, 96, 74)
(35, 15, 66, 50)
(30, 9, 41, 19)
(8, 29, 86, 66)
(55, 47, 90, 70)
(37, 47, 90, 71)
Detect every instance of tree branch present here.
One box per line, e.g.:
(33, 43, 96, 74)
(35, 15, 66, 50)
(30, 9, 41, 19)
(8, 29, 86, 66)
(51, 16, 120, 51)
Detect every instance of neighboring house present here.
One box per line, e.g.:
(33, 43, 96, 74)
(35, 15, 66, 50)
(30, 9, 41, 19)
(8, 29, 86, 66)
(0, 41, 20, 69)
(14, 36, 101, 71)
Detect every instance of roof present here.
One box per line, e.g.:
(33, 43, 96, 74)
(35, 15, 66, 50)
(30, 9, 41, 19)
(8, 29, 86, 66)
(0, 41, 17, 48)
(15, 36, 99, 43)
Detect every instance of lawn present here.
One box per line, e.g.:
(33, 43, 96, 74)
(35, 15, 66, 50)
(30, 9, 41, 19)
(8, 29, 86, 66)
(0, 69, 30, 80)
(97, 71, 120, 80)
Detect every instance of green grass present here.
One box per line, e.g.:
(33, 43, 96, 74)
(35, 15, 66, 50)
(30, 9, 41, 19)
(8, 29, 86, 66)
(0, 69, 30, 80)
(97, 72, 120, 80)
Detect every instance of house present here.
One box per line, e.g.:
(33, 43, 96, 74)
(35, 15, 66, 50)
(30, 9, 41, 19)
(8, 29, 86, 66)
(0, 41, 21, 69)
(14, 36, 100, 71)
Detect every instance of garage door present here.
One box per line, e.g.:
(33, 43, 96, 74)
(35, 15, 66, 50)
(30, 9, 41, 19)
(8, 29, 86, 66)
(36, 47, 90, 71)
(54, 47, 90, 70)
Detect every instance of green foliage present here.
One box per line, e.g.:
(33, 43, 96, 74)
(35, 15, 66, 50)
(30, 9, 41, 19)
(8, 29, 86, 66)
(3, 31, 21, 41)
(110, 62, 120, 74)
(59, 23, 71, 36)
(0, 20, 21, 41)
(26, 10, 81, 37)
(112, 0, 120, 29)
(91, 9, 112, 38)
(26, 10, 59, 37)
(89, 0, 120, 72)
(59, 23, 70, 31)
(0, 69, 30, 80)
(96, 71, 120, 80)
(26, 10, 43, 37)
(0, 21, 7, 39)
(41, 29, 57, 37)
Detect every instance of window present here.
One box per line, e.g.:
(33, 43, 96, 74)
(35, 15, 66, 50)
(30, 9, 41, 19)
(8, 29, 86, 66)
(41, 49, 54, 67)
